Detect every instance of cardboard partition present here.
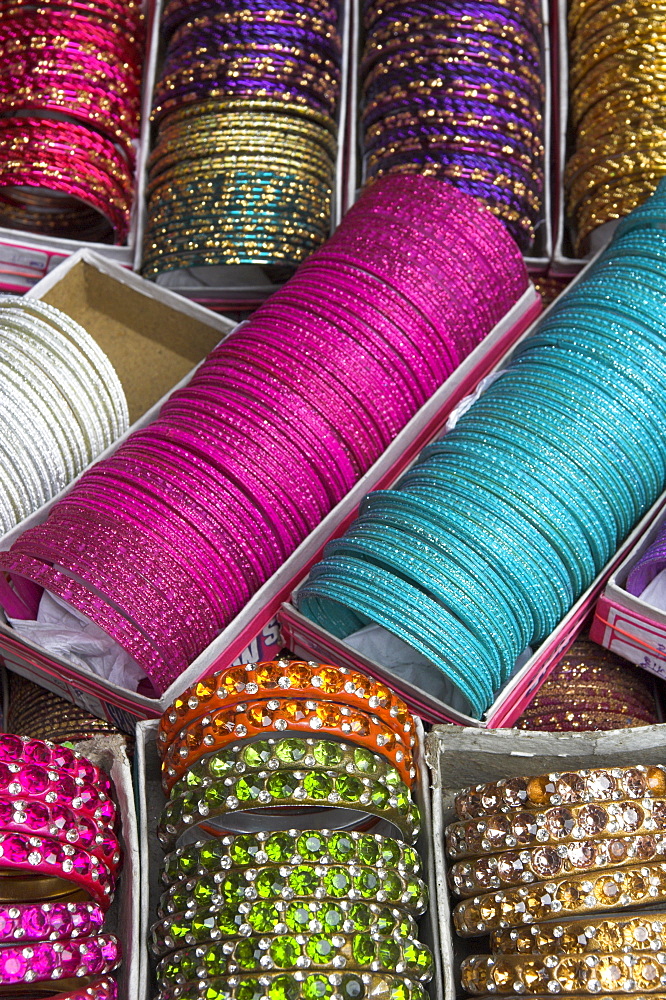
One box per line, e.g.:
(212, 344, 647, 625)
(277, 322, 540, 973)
(72, 735, 140, 1000)
(424, 723, 666, 1000)
(135, 717, 442, 1000)
(591, 503, 666, 681)
(0, 275, 540, 732)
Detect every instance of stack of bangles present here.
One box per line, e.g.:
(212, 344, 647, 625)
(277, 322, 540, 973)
(295, 179, 666, 719)
(0, 734, 122, 998)
(444, 763, 666, 1000)
(151, 658, 434, 1000)
(566, 0, 666, 254)
(0, 174, 528, 697)
(143, 0, 341, 277)
(516, 638, 659, 731)
(0, 0, 143, 243)
(360, 0, 545, 251)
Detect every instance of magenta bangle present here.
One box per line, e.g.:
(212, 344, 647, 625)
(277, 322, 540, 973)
(0, 901, 104, 944)
(0, 761, 115, 829)
(0, 799, 119, 873)
(0, 736, 111, 795)
(0, 831, 114, 910)
(0, 932, 120, 984)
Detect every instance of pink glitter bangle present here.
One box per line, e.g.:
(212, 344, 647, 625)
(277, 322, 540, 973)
(0, 932, 120, 985)
(0, 901, 104, 943)
(0, 831, 115, 910)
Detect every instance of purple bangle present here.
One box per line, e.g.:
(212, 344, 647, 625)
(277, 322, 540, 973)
(0, 933, 120, 985)
(0, 901, 104, 943)
(626, 532, 666, 596)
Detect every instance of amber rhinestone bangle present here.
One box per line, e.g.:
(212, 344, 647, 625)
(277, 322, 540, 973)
(454, 767, 666, 818)
(447, 797, 666, 858)
(491, 913, 666, 955)
(453, 862, 666, 937)
(461, 951, 666, 994)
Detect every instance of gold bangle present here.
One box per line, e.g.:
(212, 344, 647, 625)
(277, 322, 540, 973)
(453, 862, 666, 937)
(449, 831, 666, 898)
(491, 914, 666, 955)
(446, 798, 666, 860)
(454, 766, 666, 819)
(461, 951, 666, 995)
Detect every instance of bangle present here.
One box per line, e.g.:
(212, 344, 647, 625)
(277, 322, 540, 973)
(454, 766, 666, 818)
(156, 931, 433, 982)
(449, 831, 666, 896)
(154, 972, 428, 1000)
(0, 932, 120, 985)
(158, 864, 429, 920)
(151, 899, 419, 956)
(158, 659, 414, 755)
(166, 736, 407, 803)
(0, 799, 120, 873)
(491, 913, 666, 955)
(35, 974, 118, 999)
(453, 861, 666, 936)
(0, 900, 104, 943)
(161, 699, 415, 792)
(461, 950, 666, 995)
(447, 796, 666, 858)
(0, 832, 114, 911)
(161, 829, 421, 885)
(0, 760, 116, 828)
(157, 763, 419, 849)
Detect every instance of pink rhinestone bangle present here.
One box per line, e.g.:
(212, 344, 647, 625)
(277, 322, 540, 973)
(0, 760, 115, 828)
(0, 901, 104, 943)
(0, 799, 120, 873)
(0, 735, 111, 794)
(0, 932, 120, 985)
(0, 832, 115, 910)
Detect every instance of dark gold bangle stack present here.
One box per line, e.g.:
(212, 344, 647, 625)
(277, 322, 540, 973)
(566, 0, 666, 255)
(516, 639, 660, 732)
(6, 670, 126, 744)
(142, 1, 342, 280)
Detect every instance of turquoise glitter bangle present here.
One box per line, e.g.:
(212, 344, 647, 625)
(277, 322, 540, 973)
(161, 829, 421, 885)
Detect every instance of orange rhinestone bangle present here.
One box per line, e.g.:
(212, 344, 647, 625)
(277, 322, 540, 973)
(158, 658, 416, 756)
(453, 862, 666, 937)
(161, 697, 416, 793)
(491, 914, 666, 955)
(447, 797, 666, 859)
(454, 766, 666, 819)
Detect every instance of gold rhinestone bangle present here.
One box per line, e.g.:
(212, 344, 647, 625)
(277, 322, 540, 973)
(491, 914, 666, 955)
(461, 951, 666, 995)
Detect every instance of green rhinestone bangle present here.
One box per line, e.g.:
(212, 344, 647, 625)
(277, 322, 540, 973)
(158, 766, 419, 850)
(161, 829, 422, 886)
(156, 932, 434, 983)
(171, 738, 405, 799)
(154, 971, 429, 1000)
(158, 864, 429, 919)
(151, 899, 420, 957)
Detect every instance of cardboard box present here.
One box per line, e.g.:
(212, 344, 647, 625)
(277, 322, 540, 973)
(424, 723, 666, 1000)
(0, 2, 157, 292)
(135, 717, 442, 1000)
(133, 0, 351, 309)
(0, 264, 540, 732)
(346, 0, 553, 272)
(277, 257, 666, 727)
(70, 735, 140, 1000)
(591, 501, 666, 680)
